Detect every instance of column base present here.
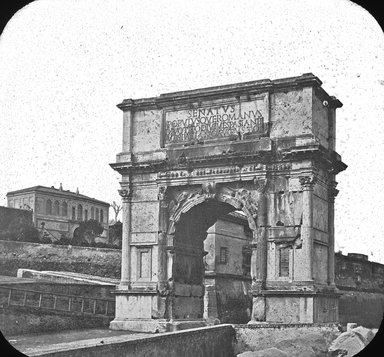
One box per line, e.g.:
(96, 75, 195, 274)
(109, 318, 208, 333)
(259, 290, 341, 323)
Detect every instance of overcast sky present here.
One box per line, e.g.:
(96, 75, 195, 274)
(0, 0, 383, 262)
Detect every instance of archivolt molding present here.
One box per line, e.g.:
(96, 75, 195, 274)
(166, 182, 267, 238)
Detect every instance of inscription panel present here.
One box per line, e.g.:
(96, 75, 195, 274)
(165, 95, 269, 144)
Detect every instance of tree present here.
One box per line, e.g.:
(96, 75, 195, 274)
(72, 219, 104, 245)
(111, 201, 122, 222)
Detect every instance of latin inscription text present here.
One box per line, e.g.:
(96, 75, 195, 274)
(165, 101, 266, 144)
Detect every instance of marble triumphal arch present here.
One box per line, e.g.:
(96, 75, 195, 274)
(109, 73, 347, 332)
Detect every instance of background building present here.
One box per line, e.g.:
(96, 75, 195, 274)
(6, 185, 109, 242)
(204, 212, 252, 323)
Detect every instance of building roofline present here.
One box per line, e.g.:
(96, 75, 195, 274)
(117, 73, 342, 111)
(6, 186, 110, 207)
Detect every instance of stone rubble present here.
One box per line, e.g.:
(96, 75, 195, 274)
(237, 325, 378, 357)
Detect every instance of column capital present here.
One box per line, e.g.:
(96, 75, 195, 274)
(299, 175, 317, 190)
(118, 186, 132, 202)
(158, 186, 167, 201)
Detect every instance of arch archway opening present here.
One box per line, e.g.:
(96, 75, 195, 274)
(169, 198, 253, 321)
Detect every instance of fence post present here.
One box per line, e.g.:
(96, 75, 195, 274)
(7, 289, 12, 306)
(23, 291, 27, 306)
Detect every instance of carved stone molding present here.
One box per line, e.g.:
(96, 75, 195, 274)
(158, 186, 167, 201)
(234, 189, 260, 219)
(201, 182, 216, 198)
(254, 177, 268, 193)
(157, 281, 171, 297)
(328, 181, 339, 200)
(299, 175, 317, 189)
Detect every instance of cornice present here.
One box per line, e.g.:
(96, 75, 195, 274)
(281, 145, 347, 175)
(6, 186, 110, 207)
(116, 73, 340, 111)
(110, 143, 346, 176)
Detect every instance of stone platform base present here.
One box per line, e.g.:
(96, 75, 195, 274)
(258, 290, 341, 323)
(109, 318, 208, 333)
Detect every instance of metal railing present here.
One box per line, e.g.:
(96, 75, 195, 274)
(0, 285, 115, 317)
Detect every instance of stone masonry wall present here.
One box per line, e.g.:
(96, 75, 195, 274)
(0, 240, 121, 278)
(0, 240, 383, 327)
(335, 252, 384, 328)
(0, 206, 33, 231)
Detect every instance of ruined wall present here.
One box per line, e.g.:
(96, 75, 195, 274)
(0, 207, 33, 230)
(0, 207, 33, 241)
(335, 253, 384, 328)
(7, 325, 235, 357)
(0, 281, 114, 300)
(0, 240, 121, 278)
(234, 323, 340, 355)
(1, 307, 111, 336)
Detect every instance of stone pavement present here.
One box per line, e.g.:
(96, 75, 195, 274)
(3, 328, 152, 356)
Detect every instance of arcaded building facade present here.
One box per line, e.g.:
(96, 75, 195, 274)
(6, 185, 109, 242)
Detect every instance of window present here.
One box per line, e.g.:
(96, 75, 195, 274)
(54, 201, 60, 216)
(95, 208, 99, 222)
(72, 206, 76, 220)
(62, 202, 68, 217)
(100, 209, 104, 223)
(77, 204, 83, 221)
(91, 207, 94, 219)
(219, 247, 228, 264)
(46, 200, 52, 215)
(84, 209, 88, 221)
(279, 247, 290, 277)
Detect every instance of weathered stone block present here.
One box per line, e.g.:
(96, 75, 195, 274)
(132, 186, 159, 202)
(174, 296, 203, 319)
(270, 88, 312, 138)
(175, 283, 192, 296)
(275, 332, 329, 357)
(313, 196, 328, 232)
(132, 109, 162, 152)
(130, 202, 159, 232)
(114, 294, 153, 319)
(191, 284, 203, 297)
(131, 232, 157, 244)
(328, 330, 367, 357)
